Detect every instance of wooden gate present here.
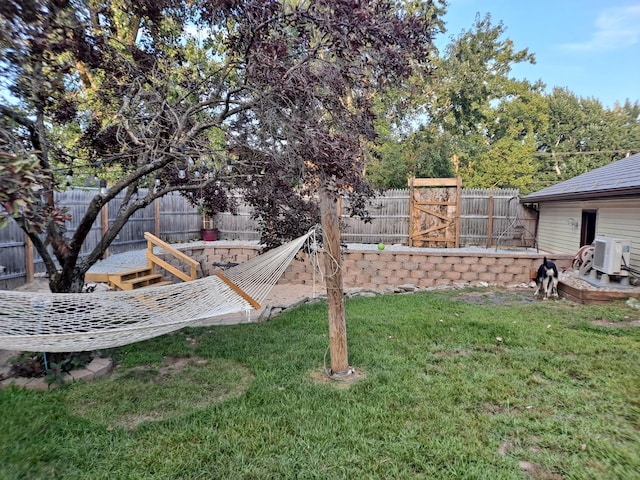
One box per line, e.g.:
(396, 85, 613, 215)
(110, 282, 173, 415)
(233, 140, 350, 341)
(408, 177, 461, 248)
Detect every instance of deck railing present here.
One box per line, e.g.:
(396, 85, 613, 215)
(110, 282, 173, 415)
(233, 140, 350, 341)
(144, 232, 199, 282)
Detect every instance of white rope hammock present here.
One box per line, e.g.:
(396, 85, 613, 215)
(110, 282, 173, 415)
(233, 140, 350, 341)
(0, 230, 314, 352)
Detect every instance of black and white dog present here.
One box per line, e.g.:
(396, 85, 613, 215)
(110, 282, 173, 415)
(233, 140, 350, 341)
(533, 257, 559, 299)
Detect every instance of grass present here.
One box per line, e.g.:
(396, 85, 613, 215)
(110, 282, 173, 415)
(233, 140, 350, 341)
(1, 288, 639, 479)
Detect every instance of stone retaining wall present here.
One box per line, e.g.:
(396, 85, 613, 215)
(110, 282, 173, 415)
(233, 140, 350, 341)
(160, 243, 574, 289)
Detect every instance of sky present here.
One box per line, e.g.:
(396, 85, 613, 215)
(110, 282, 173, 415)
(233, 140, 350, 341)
(438, 0, 640, 108)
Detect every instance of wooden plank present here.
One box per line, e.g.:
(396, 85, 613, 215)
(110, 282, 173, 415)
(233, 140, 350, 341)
(409, 236, 452, 243)
(154, 198, 160, 236)
(409, 183, 415, 246)
(412, 224, 449, 236)
(455, 177, 461, 247)
(558, 281, 640, 305)
(143, 232, 199, 268)
(408, 177, 461, 187)
(215, 271, 261, 310)
(414, 200, 458, 206)
(414, 206, 453, 222)
(146, 251, 195, 283)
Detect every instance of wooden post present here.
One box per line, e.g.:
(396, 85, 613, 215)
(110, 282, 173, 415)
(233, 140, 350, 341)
(487, 195, 494, 248)
(408, 177, 414, 247)
(101, 203, 109, 259)
(319, 183, 349, 375)
(454, 176, 461, 248)
(24, 234, 34, 283)
(154, 198, 161, 236)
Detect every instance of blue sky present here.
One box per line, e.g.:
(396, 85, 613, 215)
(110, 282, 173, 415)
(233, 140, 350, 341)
(438, 0, 640, 108)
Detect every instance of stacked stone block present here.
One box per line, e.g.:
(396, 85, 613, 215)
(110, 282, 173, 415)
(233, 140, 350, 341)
(165, 243, 572, 289)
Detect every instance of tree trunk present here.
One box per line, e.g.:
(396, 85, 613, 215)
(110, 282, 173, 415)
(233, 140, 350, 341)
(319, 183, 350, 375)
(50, 267, 86, 293)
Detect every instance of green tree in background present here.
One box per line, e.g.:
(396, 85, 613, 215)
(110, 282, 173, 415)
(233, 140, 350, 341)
(367, 13, 542, 191)
(367, 127, 453, 189)
(462, 136, 537, 192)
(368, 11, 640, 193)
(536, 88, 640, 187)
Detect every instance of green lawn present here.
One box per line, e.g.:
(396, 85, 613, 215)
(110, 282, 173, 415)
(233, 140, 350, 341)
(1, 289, 639, 479)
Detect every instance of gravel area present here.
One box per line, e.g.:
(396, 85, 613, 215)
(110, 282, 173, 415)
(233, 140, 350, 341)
(346, 243, 542, 255)
(87, 249, 149, 273)
(560, 269, 640, 293)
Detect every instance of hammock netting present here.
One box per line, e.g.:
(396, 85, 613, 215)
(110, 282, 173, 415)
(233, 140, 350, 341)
(0, 230, 313, 352)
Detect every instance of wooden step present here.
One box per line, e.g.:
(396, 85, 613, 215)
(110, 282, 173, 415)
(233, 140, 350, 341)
(87, 267, 152, 285)
(118, 274, 167, 290)
(88, 267, 175, 290)
(117, 268, 153, 282)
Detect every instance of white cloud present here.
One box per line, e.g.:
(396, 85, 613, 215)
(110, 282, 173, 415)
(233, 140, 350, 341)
(562, 5, 640, 52)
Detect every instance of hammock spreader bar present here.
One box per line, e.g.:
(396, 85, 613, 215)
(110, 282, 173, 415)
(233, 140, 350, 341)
(215, 272, 261, 310)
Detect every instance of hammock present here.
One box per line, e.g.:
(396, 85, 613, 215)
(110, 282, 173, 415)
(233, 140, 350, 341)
(0, 230, 314, 352)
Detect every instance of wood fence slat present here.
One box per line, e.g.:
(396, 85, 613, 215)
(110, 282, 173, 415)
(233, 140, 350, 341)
(1, 187, 536, 287)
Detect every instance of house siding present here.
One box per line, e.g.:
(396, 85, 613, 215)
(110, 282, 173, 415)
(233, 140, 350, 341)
(537, 202, 583, 254)
(537, 198, 640, 271)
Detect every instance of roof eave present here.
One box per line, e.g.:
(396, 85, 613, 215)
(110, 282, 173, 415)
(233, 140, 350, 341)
(521, 187, 640, 203)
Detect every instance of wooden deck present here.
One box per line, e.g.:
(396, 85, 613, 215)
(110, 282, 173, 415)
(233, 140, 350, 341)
(558, 280, 640, 305)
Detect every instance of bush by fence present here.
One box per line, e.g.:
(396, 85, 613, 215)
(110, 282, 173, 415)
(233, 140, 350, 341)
(0, 187, 536, 288)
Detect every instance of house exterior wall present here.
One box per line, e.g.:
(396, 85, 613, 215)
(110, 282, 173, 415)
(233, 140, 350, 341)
(537, 198, 640, 271)
(536, 202, 583, 254)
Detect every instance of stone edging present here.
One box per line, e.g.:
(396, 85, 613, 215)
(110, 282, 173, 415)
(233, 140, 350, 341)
(0, 357, 113, 391)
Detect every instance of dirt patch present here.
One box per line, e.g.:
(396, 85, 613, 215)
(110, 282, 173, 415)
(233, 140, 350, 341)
(310, 368, 366, 388)
(591, 319, 640, 328)
(497, 436, 566, 480)
(433, 348, 474, 358)
(458, 290, 537, 305)
(518, 460, 565, 479)
(114, 356, 208, 382)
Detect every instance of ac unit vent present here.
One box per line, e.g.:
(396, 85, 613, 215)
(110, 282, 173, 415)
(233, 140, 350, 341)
(592, 236, 631, 275)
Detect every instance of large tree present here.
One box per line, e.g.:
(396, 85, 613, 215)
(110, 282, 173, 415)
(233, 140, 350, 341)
(0, 0, 258, 292)
(368, 12, 640, 192)
(534, 88, 640, 188)
(1, 0, 443, 373)
(365, 13, 542, 190)
(215, 0, 443, 373)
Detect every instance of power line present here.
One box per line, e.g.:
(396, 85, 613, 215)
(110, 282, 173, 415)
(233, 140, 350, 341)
(533, 149, 637, 157)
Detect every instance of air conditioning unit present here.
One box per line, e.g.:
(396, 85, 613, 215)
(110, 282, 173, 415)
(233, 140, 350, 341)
(592, 236, 631, 275)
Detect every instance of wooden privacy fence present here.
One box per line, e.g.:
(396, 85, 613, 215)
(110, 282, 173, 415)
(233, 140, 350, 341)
(0, 186, 537, 288)
(338, 187, 537, 246)
(459, 188, 537, 248)
(0, 189, 201, 289)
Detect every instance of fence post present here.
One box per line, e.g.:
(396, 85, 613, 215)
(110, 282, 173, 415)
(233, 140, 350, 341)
(408, 177, 414, 247)
(154, 198, 160, 237)
(101, 204, 109, 259)
(25, 233, 34, 283)
(487, 195, 494, 248)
